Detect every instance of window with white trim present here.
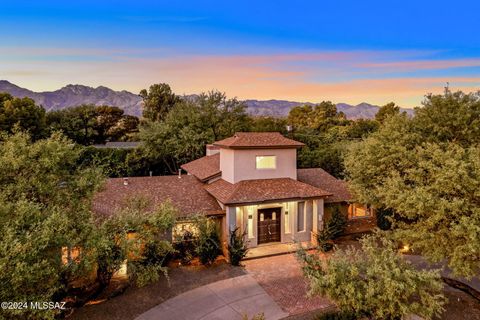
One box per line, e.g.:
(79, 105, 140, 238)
(284, 203, 291, 234)
(256, 155, 276, 169)
(297, 201, 306, 232)
(348, 203, 372, 219)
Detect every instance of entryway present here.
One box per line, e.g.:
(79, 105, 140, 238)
(257, 207, 281, 244)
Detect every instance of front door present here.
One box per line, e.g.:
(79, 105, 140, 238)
(257, 207, 281, 244)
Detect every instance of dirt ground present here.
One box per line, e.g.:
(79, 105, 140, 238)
(69, 258, 246, 320)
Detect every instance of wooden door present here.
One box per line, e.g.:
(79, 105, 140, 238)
(257, 207, 281, 244)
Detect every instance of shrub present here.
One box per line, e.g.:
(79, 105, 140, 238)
(376, 207, 394, 230)
(193, 215, 221, 266)
(314, 310, 358, 320)
(316, 206, 346, 252)
(228, 227, 249, 266)
(298, 232, 446, 320)
(173, 230, 196, 264)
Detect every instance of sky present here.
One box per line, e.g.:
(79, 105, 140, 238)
(1, 0, 480, 107)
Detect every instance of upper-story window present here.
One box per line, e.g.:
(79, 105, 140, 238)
(256, 155, 276, 169)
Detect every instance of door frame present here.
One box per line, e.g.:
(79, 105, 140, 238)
(257, 207, 282, 244)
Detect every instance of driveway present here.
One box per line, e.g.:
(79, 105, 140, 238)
(243, 253, 333, 315)
(134, 274, 288, 320)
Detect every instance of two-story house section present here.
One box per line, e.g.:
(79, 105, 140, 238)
(94, 132, 376, 257)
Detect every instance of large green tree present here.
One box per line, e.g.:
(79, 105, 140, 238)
(297, 233, 446, 319)
(46, 105, 139, 145)
(140, 83, 180, 122)
(139, 91, 251, 173)
(0, 93, 47, 140)
(375, 102, 400, 123)
(0, 132, 104, 319)
(345, 91, 480, 277)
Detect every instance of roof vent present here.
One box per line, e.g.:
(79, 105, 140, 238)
(123, 177, 129, 186)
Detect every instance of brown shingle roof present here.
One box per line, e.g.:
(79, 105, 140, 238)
(204, 178, 331, 205)
(213, 132, 304, 149)
(93, 175, 223, 218)
(181, 153, 221, 182)
(297, 168, 352, 203)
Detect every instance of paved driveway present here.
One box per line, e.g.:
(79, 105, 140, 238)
(243, 253, 333, 315)
(135, 274, 288, 320)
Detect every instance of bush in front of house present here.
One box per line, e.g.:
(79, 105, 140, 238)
(193, 215, 221, 266)
(316, 206, 346, 252)
(314, 310, 358, 320)
(96, 197, 176, 288)
(298, 232, 446, 320)
(228, 227, 249, 266)
(173, 230, 197, 264)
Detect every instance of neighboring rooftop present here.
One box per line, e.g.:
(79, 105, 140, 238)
(93, 141, 141, 149)
(297, 168, 351, 203)
(213, 132, 305, 149)
(204, 177, 331, 205)
(93, 175, 223, 218)
(180, 153, 221, 182)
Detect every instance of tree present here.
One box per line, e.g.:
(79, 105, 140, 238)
(96, 197, 176, 288)
(297, 233, 446, 320)
(0, 93, 46, 140)
(345, 91, 480, 277)
(139, 91, 251, 174)
(375, 102, 400, 123)
(46, 105, 139, 145)
(288, 101, 345, 131)
(0, 132, 104, 319)
(140, 83, 180, 122)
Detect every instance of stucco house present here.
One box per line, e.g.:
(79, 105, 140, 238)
(93, 132, 376, 256)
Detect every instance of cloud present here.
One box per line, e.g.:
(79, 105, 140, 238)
(1, 47, 479, 107)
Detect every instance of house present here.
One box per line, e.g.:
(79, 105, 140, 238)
(93, 132, 376, 255)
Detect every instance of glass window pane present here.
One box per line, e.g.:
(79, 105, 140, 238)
(297, 201, 305, 232)
(285, 203, 291, 234)
(256, 156, 276, 169)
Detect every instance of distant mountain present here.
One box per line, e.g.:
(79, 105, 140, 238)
(0, 80, 414, 119)
(0, 80, 143, 116)
(244, 99, 414, 119)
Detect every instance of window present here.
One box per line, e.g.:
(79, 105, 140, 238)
(284, 203, 291, 234)
(297, 201, 306, 232)
(348, 204, 371, 219)
(247, 206, 254, 238)
(256, 155, 276, 169)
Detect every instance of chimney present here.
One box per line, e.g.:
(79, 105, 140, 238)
(206, 144, 220, 156)
(123, 177, 129, 186)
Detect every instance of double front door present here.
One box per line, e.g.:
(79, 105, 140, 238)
(257, 207, 281, 244)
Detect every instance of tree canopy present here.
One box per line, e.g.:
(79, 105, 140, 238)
(0, 92, 47, 140)
(0, 132, 104, 319)
(46, 104, 139, 145)
(375, 102, 400, 123)
(297, 233, 446, 319)
(345, 90, 480, 277)
(139, 91, 251, 173)
(140, 83, 180, 122)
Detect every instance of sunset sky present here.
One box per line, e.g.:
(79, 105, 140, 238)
(1, 0, 480, 108)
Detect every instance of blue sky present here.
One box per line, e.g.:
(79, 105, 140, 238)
(1, 0, 480, 107)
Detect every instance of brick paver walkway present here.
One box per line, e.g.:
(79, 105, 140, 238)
(243, 253, 333, 315)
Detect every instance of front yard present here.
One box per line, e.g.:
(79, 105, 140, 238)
(69, 258, 245, 320)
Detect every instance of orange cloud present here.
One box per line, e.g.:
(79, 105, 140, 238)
(1, 47, 479, 108)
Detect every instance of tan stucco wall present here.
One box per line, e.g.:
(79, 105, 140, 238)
(219, 148, 297, 183)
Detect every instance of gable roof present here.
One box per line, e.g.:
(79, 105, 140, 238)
(204, 178, 331, 205)
(93, 175, 223, 219)
(213, 132, 304, 149)
(297, 168, 352, 203)
(181, 153, 221, 182)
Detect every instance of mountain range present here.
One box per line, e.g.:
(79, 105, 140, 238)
(0, 80, 413, 119)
